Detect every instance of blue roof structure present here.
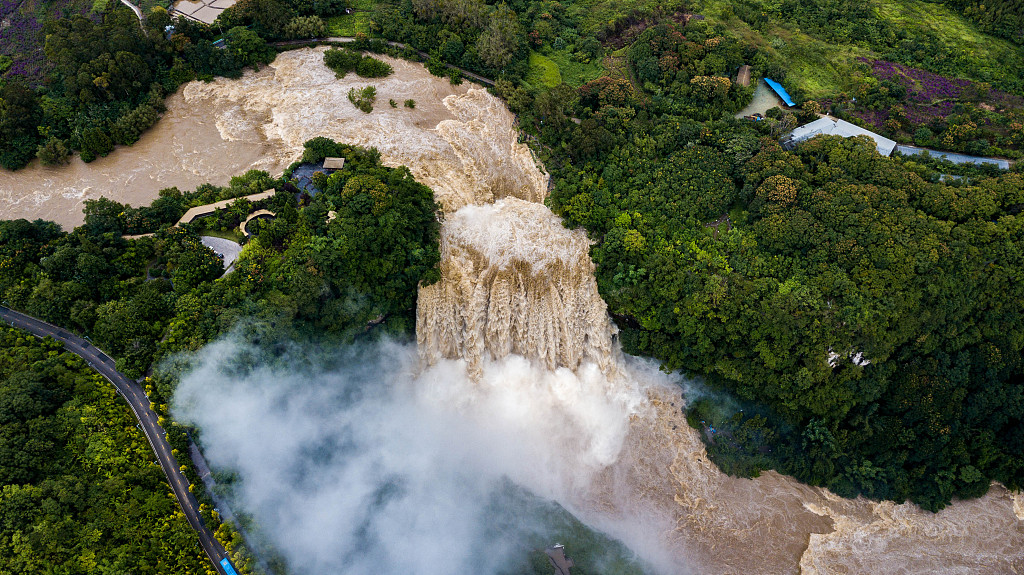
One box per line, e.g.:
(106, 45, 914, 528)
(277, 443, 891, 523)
(764, 78, 796, 107)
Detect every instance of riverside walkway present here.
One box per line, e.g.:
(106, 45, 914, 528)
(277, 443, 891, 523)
(177, 190, 276, 226)
(272, 37, 496, 87)
(0, 306, 239, 575)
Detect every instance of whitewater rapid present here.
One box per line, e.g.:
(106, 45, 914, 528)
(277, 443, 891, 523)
(9, 47, 1022, 573)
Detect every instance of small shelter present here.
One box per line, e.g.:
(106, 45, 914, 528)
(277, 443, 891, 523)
(545, 544, 575, 575)
(783, 116, 897, 157)
(764, 78, 796, 107)
(736, 65, 752, 87)
(323, 157, 346, 171)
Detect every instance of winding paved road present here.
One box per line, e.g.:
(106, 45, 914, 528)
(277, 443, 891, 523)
(118, 0, 144, 25)
(0, 306, 237, 575)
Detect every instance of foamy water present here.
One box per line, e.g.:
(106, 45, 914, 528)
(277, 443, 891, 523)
(6, 47, 1021, 573)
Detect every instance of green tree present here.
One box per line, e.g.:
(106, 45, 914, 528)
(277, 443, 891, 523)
(476, 3, 523, 69)
(36, 137, 71, 166)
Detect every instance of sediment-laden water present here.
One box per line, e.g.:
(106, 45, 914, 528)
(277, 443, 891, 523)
(7, 47, 1022, 573)
(416, 199, 618, 379)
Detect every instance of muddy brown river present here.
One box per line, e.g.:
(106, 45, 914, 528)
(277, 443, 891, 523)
(2, 48, 1022, 573)
(0, 92, 274, 229)
(0, 50, 474, 229)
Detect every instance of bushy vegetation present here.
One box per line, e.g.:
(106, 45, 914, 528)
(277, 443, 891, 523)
(284, 15, 328, 39)
(0, 143, 439, 573)
(216, 0, 351, 40)
(530, 14, 1024, 512)
(324, 47, 394, 79)
(369, 0, 530, 78)
(943, 0, 1024, 45)
(0, 329, 210, 573)
(313, 0, 1024, 509)
(347, 85, 377, 112)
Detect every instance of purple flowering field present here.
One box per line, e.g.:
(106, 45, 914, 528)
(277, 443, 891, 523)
(1, 0, 93, 84)
(850, 57, 1023, 130)
(862, 57, 972, 102)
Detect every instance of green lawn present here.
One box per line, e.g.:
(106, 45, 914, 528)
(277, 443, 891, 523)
(326, 12, 372, 36)
(526, 51, 563, 88)
(546, 49, 604, 87)
(196, 227, 245, 243)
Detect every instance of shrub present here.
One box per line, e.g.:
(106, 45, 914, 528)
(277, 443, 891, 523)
(111, 103, 161, 146)
(324, 48, 362, 77)
(404, 99, 416, 109)
(79, 128, 114, 163)
(0, 135, 39, 171)
(426, 55, 447, 77)
(37, 137, 70, 166)
(325, 48, 393, 79)
(448, 68, 463, 85)
(355, 56, 393, 78)
(389, 99, 397, 108)
(348, 86, 377, 113)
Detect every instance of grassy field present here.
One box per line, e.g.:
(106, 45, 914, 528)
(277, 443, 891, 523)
(326, 11, 372, 36)
(526, 51, 562, 88)
(546, 49, 604, 87)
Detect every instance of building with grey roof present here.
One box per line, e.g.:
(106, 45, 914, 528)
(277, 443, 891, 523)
(783, 116, 898, 156)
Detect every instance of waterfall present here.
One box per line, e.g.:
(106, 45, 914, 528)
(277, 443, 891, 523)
(153, 48, 1022, 574)
(416, 199, 619, 378)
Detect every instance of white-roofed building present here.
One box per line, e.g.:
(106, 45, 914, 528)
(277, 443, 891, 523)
(783, 116, 898, 156)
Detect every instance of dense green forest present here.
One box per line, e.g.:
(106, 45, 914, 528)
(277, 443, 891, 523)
(526, 17, 1024, 510)
(0, 140, 441, 573)
(0, 2, 278, 169)
(339, 0, 1024, 510)
(0, 328, 212, 574)
(5, 0, 1022, 170)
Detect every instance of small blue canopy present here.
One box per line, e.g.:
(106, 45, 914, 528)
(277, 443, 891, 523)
(764, 78, 796, 107)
